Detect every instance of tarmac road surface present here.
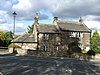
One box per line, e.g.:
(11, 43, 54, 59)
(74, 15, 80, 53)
(0, 55, 100, 75)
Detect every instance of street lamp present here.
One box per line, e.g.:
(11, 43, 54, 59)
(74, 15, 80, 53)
(12, 11, 17, 53)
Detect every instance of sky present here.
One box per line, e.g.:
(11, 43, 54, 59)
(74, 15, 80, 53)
(0, 0, 100, 34)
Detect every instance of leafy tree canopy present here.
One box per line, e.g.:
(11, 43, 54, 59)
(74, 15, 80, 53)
(5, 31, 13, 39)
(0, 30, 13, 46)
(91, 30, 100, 54)
(5, 31, 13, 46)
(0, 30, 5, 41)
(68, 41, 81, 53)
(0, 30, 5, 46)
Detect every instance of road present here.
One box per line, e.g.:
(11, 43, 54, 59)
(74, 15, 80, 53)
(0, 55, 100, 75)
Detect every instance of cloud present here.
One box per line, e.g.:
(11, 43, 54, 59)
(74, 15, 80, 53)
(0, 18, 6, 23)
(14, 23, 27, 34)
(41, 0, 100, 19)
(1, 0, 100, 21)
(5, 0, 100, 21)
(11, 0, 19, 4)
(0, 24, 12, 32)
(1, 0, 100, 34)
(0, 0, 13, 11)
(0, 23, 27, 34)
(11, 0, 49, 21)
(84, 21, 100, 31)
(84, 15, 100, 21)
(0, 11, 7, 23)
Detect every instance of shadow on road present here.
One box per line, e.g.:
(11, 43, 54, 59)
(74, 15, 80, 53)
(0, 55, 99, 75)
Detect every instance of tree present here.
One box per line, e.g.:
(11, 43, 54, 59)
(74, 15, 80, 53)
(91, 30, 100, 54)
(68, 40, 81, 53)
(27, 25, 33, 33)
(0, 30, 5, 46)
(0, 30, 5, 41)
(68, 40, 82, 58)
(5, 31, 13, 46)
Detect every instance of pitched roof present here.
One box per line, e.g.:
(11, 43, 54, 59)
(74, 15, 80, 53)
(37, 24, 60, 33)
(57, 21, 91, 32)
(13, 34, 36, 43)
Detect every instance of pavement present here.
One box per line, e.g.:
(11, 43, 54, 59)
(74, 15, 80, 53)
(0, 49, 10, 55)
(0, 55, 100, 75)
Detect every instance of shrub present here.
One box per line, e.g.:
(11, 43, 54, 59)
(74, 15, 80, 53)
(87, 50, 96, 56)
(81, 49, 87, 53)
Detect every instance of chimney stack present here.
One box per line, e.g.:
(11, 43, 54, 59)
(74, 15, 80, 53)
(79, 16, 83, 23)
(34, 13, 39, 24)
(53, 16, 58, 24)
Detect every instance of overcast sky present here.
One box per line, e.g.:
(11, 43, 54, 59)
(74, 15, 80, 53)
(0, 0, 100, 34)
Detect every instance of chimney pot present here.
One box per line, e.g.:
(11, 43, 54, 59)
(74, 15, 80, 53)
(79, 16, 83, 23)
(53, 16, 58, 24)
(54, 16, 58, 21)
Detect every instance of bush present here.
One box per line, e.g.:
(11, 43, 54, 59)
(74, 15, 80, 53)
(81, 49, 87, 53)
(8, 44, 21, 48)
(87, 50, 96, 56)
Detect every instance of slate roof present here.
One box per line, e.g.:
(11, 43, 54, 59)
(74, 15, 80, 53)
(37, 24, 60, 33)
(13, 34, 36, 43)
(13, 20, 91, 43)
(37, 21, 91, 33)
(57, 21, 91, 32)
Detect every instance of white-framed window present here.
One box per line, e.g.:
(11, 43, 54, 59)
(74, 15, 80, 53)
(44, 34, 49, 40)
(72, 32, 76, 37)
(75, 32, 81, 38)
(54, 46, 59, 51)
(70, 32, 74, 37)
(44, 46, 48, 51)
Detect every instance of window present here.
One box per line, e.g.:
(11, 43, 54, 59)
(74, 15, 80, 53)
(39, 46, 48, 51)
(44, 46, 48, 51)
(71, 32, 81, 37)
(75, 32, 81, 38)
(79, 32, 80, 37)
(54, 46, 59, 51)
(44, 34, 49, 40)
(70, 32, 74, 37)
(72, 32, 76, 37)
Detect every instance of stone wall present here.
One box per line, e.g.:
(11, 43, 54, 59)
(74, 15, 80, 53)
(38, 32, 79, 56)
(14, 43, 37, 50)
(37, 31, 91, 56)
(82, 33, 90, 51)
(9, 48, 27, 55)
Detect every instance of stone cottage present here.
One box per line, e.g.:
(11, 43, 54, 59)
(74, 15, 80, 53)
(11, 15, 91, 56)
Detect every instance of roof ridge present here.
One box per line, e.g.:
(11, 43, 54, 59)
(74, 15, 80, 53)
(58, 20, 71, 22)
(58, 20, 80, 23)
(39, 24, 55, 25)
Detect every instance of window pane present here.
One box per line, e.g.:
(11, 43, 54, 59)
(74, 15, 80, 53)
(44, 46, 48, 51)
(44, 34, 49, 40)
